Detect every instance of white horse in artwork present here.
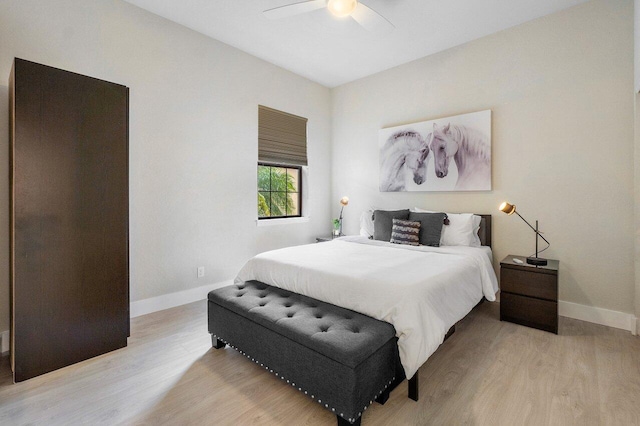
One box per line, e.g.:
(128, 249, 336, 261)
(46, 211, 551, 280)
(380, 130, 430, 192)
(430, 123, 491, 190)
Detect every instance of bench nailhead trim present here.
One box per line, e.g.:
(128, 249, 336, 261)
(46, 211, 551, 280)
(211, 333, 396, 424)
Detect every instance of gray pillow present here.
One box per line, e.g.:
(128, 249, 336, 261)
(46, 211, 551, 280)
(373, 209, 410, 242)
(408, 212, 447, 246)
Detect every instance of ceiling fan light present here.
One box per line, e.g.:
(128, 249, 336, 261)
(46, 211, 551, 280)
(328, 0, 358, 17)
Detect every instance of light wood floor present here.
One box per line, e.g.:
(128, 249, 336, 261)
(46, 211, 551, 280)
(1, 300, 639, 425)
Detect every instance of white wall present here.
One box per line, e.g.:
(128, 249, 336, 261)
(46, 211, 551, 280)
(635, 0, 640, 92)
(332, 0, 635, 315)
(0, 0, 332, 334)
(632, 0, 639, 333)
(0, 0, 635, 338)
(635, 92, 640, 332)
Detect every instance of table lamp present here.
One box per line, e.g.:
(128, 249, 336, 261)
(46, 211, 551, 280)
(499, 201, 549, 266)
(339, 196, 349, 236)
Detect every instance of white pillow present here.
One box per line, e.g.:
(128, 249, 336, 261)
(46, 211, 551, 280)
(359, 209, 375, 238)
(413, 208, 481, 247)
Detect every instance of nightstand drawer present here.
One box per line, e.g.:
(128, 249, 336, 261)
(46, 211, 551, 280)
(501, 267, 557, 301)
(500, 292, 557, 333)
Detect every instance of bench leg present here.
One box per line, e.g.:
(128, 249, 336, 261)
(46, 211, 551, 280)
(337, 415, 361, 426)
(408, 373, 419, 401)
(211, 336, 226, 349)
(375, 388, 390, 405)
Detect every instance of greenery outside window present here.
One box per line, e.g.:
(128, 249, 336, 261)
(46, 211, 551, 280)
(258, 163, 301, 219)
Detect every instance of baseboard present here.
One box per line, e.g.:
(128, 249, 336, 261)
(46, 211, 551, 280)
(559, 300, 637, 334)
(3, 291, 637, 352)
(132, 291, 640, 332)
(0, 281, 234, 354)
(1, 330, 9, 355)
(130, 280, 233, 318)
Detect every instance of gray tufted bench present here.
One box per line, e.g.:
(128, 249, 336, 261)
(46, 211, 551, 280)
(207, 280, 401, 425)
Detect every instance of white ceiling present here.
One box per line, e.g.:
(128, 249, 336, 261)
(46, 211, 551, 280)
(122, 0, 590, 88)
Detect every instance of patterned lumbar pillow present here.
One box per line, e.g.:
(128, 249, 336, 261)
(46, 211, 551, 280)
(390, 218, 421, 246)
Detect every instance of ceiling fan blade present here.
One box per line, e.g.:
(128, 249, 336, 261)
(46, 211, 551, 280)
(263, 0, 326, 19)
(350, 2, 394, 33)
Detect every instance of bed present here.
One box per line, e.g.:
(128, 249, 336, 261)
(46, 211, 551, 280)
(234, 213, 498, 381)
(210, 212, 498, 424)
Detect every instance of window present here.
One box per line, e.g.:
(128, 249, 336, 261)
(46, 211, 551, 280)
(258, 106, 307, 219)
(258, 163, 301, 218)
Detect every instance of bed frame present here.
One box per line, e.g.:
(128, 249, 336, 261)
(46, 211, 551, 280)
(478, 214, 492, 247)
(380, 213, 491, 400)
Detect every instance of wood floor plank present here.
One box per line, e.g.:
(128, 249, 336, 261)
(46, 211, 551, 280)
(1, 299, 639, 425)
(594, 322, 640, 425)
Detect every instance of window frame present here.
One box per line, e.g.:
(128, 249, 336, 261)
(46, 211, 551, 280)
(258, 162, 303, 220)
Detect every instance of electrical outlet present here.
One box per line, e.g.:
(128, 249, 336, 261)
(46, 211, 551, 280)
(197, 266, 205, 278)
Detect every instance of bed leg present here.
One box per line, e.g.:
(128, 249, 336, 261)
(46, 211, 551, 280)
(375, 388, 390, 405)
(337, 416, 361, 426)
(408, 373, 419, 401)
(212, 336, 226, 349)
(444, 325, 456, 341)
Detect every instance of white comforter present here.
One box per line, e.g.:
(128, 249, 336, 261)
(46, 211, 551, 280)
(234, 236, 499, 379)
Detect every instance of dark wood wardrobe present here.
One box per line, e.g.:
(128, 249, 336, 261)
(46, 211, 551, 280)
(9, 58, 130, 382)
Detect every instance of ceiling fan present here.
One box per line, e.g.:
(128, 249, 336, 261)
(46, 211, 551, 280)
(263, 0, 394, 33)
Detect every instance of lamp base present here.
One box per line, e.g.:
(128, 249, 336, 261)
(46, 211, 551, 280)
(526, 257, 548, 266)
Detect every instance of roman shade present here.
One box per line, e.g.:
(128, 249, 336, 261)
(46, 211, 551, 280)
(259, 105, 308, 166)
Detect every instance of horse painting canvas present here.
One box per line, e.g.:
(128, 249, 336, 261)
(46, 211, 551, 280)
(379, 110, 491, 192)
(379, 130, 430, 192)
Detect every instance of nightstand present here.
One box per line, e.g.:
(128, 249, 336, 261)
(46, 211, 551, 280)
(500, 255, 559, 334)
(315, 236, 333, 243)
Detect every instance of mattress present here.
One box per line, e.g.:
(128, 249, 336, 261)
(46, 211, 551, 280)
(235, 236, 499, 379)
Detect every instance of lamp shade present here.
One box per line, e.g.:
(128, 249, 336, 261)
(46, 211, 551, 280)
(499, 201, 516, 215)
(340, 196, 349, 206)
(328, 0, 358, 17)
